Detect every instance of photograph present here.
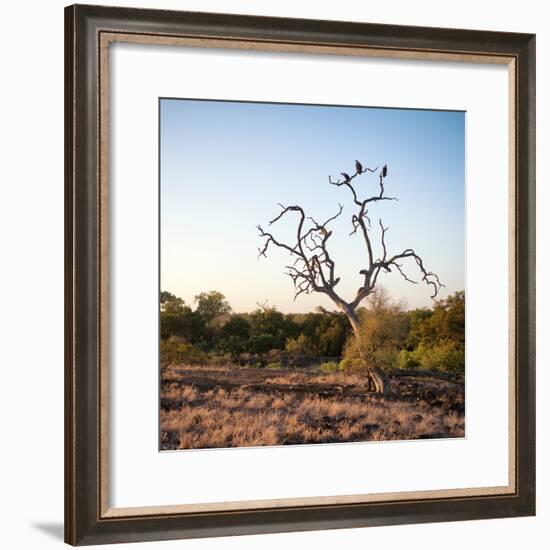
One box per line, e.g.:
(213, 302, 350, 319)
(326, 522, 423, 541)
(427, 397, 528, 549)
(159, 98, 466, 450)
(58, 4, 536, 546)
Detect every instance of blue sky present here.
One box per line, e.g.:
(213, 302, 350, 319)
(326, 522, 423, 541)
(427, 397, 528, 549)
(160, 98, 464, 313)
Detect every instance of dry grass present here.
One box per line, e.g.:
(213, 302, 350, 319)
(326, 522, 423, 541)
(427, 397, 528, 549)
(160, 364, 464, 450)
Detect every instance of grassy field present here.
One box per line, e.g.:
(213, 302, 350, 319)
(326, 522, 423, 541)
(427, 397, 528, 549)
(160, 364, 464, 450)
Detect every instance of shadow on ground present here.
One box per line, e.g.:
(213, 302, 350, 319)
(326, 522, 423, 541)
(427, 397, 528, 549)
(31, 522, 64, 541)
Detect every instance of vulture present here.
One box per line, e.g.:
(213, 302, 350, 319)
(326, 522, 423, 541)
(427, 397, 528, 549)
(341, 172, 351, 182)
(382, 164, 388, 178)
(355, 160, 363, 174)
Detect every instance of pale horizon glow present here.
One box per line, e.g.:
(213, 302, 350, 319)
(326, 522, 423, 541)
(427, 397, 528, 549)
(160, 99, 465, 314)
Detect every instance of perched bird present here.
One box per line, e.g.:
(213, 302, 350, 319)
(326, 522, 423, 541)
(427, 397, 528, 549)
(341, 172, 351, 182)
(355, 160, 363, 174)
(382, 164, 388, 178)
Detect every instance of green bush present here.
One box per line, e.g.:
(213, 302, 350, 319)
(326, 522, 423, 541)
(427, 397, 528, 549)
(339, 358, 352, 372)
(248, 307, 289, 350)
(285, 334, 312, 354)
(160, 338, 207, 367)
(397, 349, 420, 370)
(413, 341, 464, 373)
(297, 309, 350, 356)
(217, 336, 245, 356)
(319, 361, 340, 373)
(248, 333, 275, 354)
(266, 361, 284, 370)
(342, 293, 409, 373)
(338, 357, 363, 372)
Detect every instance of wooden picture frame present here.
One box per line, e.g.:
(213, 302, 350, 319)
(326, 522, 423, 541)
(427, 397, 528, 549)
(65, 4, 535, 545)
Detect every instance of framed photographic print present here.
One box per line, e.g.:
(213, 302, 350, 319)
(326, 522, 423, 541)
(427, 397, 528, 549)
(64, 4, 536, 546)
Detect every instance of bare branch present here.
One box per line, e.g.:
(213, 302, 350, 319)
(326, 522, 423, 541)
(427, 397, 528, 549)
(379, 219, 388, 262)
(258, 201, 345, 301)
(394, 263, 418, 285)
(259, 160, 443, 313)
(269, 203, 303, 226)
(378, 247, 445, 299)
(256, 300, 270, 311)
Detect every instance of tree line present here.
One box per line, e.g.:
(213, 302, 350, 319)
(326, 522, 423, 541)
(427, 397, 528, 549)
(160, 288, 464, 374)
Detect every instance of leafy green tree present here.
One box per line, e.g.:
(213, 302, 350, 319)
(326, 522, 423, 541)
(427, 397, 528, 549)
(406, 291, 465, 374)
(405, 307, 433, 350)
(421, 290, 465, 345)
(194, 291, 232, 324)
(249, 306, 292, 350)
(217, 315, 252, 356)
(284, 308, 349, 357)
(221, 315, 251, 340)
(160, 291, 186, 314)
(160, 290, 207, 342)
(160, 307, 204, 341)
(248, 333, 276, 354)
(301, 308, 350, 356)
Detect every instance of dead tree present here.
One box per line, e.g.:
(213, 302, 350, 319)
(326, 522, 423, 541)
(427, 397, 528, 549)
(257, 160, 443, 394)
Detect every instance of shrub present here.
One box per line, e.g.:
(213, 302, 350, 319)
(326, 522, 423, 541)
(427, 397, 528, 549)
(342, 292, 408, 373)
(217, 336, 246, 356)
(414, 341, 464, 373)
(339, 358, 352, 372)
(320, 361, 340, 373)
(160, 338, 207, 367)
(285, 334, 312, 354)
(295, 310, 350, 357)
(248, 333, 275, 354)
(343, 335, 403, 374)
(248, 307, 289, 350)
(397, 349, 420, 370)
(266, 361, 284, 370)
(160, 299, 207, 343)
(217, 316, 251, 356)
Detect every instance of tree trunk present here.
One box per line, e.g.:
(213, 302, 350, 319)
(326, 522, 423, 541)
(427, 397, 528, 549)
(344, 308, 388, 394)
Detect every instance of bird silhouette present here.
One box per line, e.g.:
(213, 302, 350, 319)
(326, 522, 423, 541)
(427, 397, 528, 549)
(355, 160, 363, 174)
(382, 164, 388, 178)
(341, 172, 351, 182)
